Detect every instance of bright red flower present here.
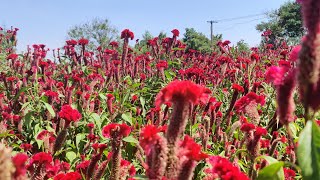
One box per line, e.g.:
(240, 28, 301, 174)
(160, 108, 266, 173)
(78, 38, 89, 45)
(240, 123, 255, 132)
(232, 83, 244, 93)
(7, 53, 18, 60)
(102, 123, 131, 138)
(139, 125, 161, 154)
(54, 172, 82, 180)
(284, 168, 296, 180)
(254, 127, 267, 137)
(155, 80, 211, 107)
(205, 156, 249, 180)
(265, 66, 286, 86)
(180, 135, 208, 161)
(30, 152, 52, 166)
(171, 29, 180, 37)
(58, 105, 82, 124)
(12, 153, 28, 178)
(121, 29, 134, 40)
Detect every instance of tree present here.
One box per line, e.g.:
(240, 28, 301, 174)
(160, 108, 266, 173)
(183, 28, 212, 53)
(256, 1, 304, 45)
(67, 18, 119, 51)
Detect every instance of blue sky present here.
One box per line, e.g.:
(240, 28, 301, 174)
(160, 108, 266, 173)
(2, 0, 292, 52)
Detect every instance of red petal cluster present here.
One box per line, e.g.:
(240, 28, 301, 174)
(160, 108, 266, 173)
(58, 105, 82, 123)
(171, 29, 180, 37)
(121, 29, 134, 40)
(232, 83, 244, 93)
(54, 172, 82, 180)
(155, 80, 211, 107)
(205, 156, 249, 180)
(102, 123, 131, 138)
(180, 135, 208, 161)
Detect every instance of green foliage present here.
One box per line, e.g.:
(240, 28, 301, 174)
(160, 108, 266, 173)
(67, 17, 119, 51)
(297, 120, 320, 180)
(256, 2, 304, 45)
(183, 28, 213, 53)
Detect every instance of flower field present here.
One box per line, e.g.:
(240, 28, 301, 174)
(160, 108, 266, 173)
(1, 1, 320, 180)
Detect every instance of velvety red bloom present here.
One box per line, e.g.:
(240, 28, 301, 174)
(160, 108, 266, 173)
(102, 123, 131, 138)
(234, 92, 265, 112)
(240, 123, 255, 132)
(121, 29, 134, 40)
(7, 53, 18, 60)
(30, 152, 52, 166)
(12, 153, 28, 178)
(284, 168, 296, 180)
(254, 127, 267, 137)
(109, 41, 119, 47)
(180, 135, 208, 161)
(20, 143, 32, 151)
(66, 39, 77, 46)
(289, 45, 301, 62)
(87, 123, 95, 129)
(204, 156, 249, 180)
(155, 80, 211, 107)
(54, 172, 82, 180)
(37, 130, 54, 140)
(58, 105, 82, 124)
(232, 83, 244, 92)
(171, 29, 180, 37)
(139, 125, 161, 154)
(265, 66, 286, 85)
(78, 38, 89, 45)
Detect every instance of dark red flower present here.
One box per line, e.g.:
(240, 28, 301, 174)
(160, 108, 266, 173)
(54, 172, 82, 180)
(180, 135, 208, 161)
(121, 29, 134, 40)
(12, 153, 28, 178)
(7, 53, 18, 60)
(102, 123, 131, 138)
(155, 80, 211, 107)
(240, 123, 255, 132)
(232, 83, 244, 93)
(30, 152, 52, 166)
(58, 105, 82, 124)
(171, 29, 180, 37)
(284, 168, 296, 180)
(254, 127, 267, 137)
(78, 38, 89, 45)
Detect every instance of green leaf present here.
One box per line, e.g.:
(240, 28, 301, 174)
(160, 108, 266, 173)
(99, 93, 106, 100)
(257, 162, 285, 180)
(122, 113, 132, 125)
(76, 133, 86, 149)
(123, 136, 139, 144)
(66, 151, 77, 163)
(297, 120, 320, 180)
(43, 102, 56, 117)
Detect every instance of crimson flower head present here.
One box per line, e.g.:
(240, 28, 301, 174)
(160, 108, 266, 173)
(109, 41, 119, 48)
(180, 135, 208, 161)
(78, 38, 89, 46)
(232, 83, 244, 93)
(12, 153, 28, 178)
(54, 172, 82, 180)
(139, 125, 161, 154)
(265, 66, 286, 86)
(240, 123, 255, 132)
(30, 152, 52, 166)
(58, 105, 82, 125)
(7, 53, 19, 60)
(121, 29, 134, 40)
(155, 80, 211, 107)
(102, 123, 131, 138)
(254, 127, 267, 138)
(171, 29, 180, 37)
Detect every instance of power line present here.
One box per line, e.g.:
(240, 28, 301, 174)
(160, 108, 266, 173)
(218, 17, 267, 31)
(216, 13, 267, 23)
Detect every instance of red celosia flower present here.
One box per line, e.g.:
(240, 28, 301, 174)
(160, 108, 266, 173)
(54, 172, 82, 180)
(180, 135, 208, 161)
(102, 123, 131, 138)
(284, 168, 296, 180)
(232, 83, 244, 93)
(240, 123, 255, 132)
(139, 125, 161, 154)
(58, 105, 82, 125)
(30, 152, 52, 166)
(20, 143, 32, 151)
(121, 29, 134, 40)
(66, 39, 77, 46)
(78, 38, 89, 45)
(254, 127, 267, 137)
(204, 156, 249, 180)
(7, 53, 19, 60)
(155, 80, 211, 107)
(12, 153, 28, 178)
(234, 92, 265, 112)
(289, 45, 301, 62)
(265, 66, 286, 86)
(171, 29, 180, 37)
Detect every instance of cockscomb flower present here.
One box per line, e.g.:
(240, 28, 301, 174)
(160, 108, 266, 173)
(171, 29, 180, 37)
(204, 156, 249, 180)
(54, 172, 82, 180)
(265, 66, 286, 86)
(58, 105, 82, 126)
(232, 83, 244, 93)
(240, 123, 255, 132)
(12, 153, 28, 179)
(139, 125, 161, 154)
(29, 152, 52, 167)
(289, 45, 301, 62)
(155, 80, 211, 107)
(254, 127, 267, 138)
(78, 38, 89, 46)
(179, 136, 208, 161)
(234, 92, 265, 112)
(7, 53, 18, 60)
(102, 123, 131, 138)
(121, 29, 134, 40)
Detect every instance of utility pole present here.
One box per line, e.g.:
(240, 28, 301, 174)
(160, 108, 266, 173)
(207, 20, 218, 47)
